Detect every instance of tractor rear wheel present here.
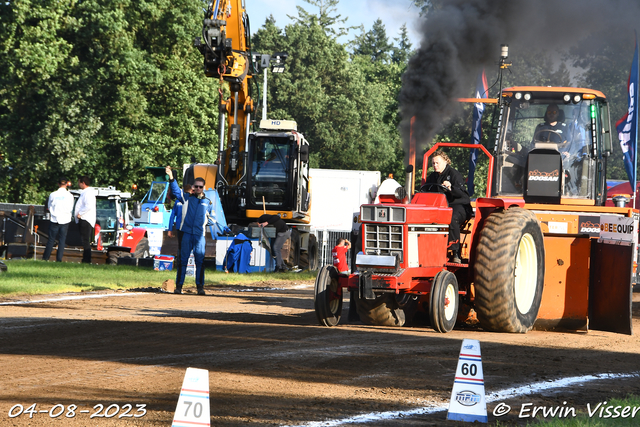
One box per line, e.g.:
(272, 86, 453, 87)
(429, 270, 459, 333)
(356, 293, 405, 327)
(314, 265, 343, 326)
(473, 208, 545, 333)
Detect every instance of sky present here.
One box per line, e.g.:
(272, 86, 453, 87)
(246, 0, 423, 48)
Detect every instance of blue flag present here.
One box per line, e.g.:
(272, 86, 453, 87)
(616, 35, 639, 189)
(468, 70, 488, 196)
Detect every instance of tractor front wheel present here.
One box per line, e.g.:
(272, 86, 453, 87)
(429, 270, 459, 333)
(473, 207, 545, 333)
(314, 265, 343, 326)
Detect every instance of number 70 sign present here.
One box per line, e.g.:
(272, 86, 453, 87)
(172, 368, 210, 427)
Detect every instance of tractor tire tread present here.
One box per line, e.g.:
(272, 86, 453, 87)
(356, 293, 405, 327)
(314, 265, 342, 326)
(473, 208, 544, 333)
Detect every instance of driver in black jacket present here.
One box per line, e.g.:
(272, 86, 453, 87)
(533, 104, 570, 144)
(425, 150, 472, 263)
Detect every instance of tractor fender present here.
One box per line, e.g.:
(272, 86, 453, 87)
(118, 227, 148, 251)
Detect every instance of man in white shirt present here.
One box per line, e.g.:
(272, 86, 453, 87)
(43, 178, 74, 262)
(74, 176, 96, 263)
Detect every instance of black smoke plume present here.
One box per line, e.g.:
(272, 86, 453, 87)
(400, 0, 640, 166)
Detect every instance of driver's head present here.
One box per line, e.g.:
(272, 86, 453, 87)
(432, 150, 450, 173)
(545, 104, 561, 124)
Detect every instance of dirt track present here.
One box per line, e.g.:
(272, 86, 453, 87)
(1, 281, 639, 426)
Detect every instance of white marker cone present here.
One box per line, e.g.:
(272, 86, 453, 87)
(172, 367, 210, 427)
(447, 339, 487, 423)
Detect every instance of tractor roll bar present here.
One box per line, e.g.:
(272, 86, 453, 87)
(422, 143, 494, 198)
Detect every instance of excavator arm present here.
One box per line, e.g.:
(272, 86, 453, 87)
(194, 1, 304, 226)
(195, 0, 254, 191)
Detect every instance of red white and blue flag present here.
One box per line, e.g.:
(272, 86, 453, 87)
(616, 34, 639, 190)
(467, 70, 488, 196)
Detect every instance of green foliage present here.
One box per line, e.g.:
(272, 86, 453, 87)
(392, 24, 413, 65)
(253, 3, 407, 180)
(287, 0, 353, 39)
(353, 19, 393, 63)
(0, 0, 415, 204)
(0, 0, 219, 204)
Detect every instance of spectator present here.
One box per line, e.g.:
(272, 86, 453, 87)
(166, 166, 214, 295)
(74, 176, 96, 264)
(43, 178, 74, 262)
(257, 214, 290, 272)
(332, 238, 351, 274)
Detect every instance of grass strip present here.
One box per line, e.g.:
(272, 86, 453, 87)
(0, 260, 316, 296)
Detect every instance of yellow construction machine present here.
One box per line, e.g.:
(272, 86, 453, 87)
(193, 1, 315, 268)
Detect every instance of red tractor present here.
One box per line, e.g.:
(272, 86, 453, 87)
(315, 87, 637, 335)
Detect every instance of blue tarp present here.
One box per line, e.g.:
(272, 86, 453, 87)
(223, 233, 253, 273)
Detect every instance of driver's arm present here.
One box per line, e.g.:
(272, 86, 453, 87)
(448, 169, 467, 198)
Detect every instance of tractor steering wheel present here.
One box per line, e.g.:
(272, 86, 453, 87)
(533, 129, 563, 144)
(419, 183, 448, 193)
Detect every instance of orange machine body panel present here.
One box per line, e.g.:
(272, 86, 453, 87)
(535, 236, 591, 331)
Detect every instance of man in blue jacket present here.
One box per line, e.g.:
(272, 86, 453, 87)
(166, 166, 214, 295)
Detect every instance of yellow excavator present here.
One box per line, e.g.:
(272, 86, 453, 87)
(193, 1, 316, 268)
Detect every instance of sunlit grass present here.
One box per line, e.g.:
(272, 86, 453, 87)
(0, 260, 316, 296)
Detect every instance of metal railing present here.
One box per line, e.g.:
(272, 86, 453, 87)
(315, 230, 353, 270)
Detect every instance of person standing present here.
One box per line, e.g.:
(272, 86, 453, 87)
(257, 214, 291, 272)
(74, 176, 96, 264)
(166, 166, 214, 295)
(332, 238, 351, 274)
(167, 183, 191, 286)
(42, 178, 74, 262)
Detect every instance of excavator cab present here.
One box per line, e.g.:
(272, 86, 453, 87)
(248, 135, 293, 208)
(494, 88, 612, 205)
(244, 120, 311, 222)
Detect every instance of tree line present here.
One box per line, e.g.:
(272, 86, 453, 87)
(0, 0, 632, 204)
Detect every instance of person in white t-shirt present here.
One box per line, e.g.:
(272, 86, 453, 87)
(74, 176, 96, 263)
(43, 178, 74, 262)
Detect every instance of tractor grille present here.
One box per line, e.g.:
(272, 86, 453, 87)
(364, 224, 403, 260)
